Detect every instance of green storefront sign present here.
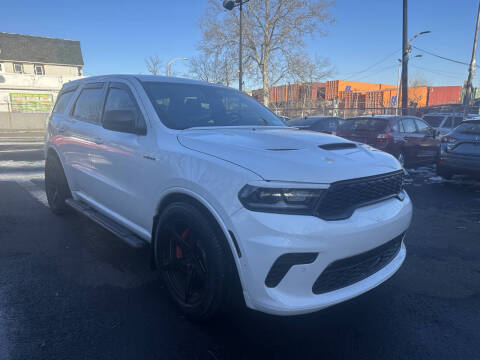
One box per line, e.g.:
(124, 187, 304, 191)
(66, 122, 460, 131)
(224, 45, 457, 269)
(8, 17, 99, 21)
(9, 93, 54, 113)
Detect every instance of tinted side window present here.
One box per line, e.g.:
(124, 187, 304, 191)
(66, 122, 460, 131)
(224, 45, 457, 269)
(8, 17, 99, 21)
(392, 120, 404, 132)
(53, 91, 75, 114)
(401, 118, 416, 133)
(103, 87, 144, 127)
(415, 119, 430, 134)
(73, 86, 105, 122)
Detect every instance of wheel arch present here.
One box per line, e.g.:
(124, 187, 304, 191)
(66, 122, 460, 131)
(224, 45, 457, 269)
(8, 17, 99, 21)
(45, 145, 74, 194)
(151, 190, 248, 305)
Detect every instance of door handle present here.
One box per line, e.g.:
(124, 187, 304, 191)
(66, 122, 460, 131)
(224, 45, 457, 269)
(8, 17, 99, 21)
(58, 127, 66, 134)
(93, 137, 103, 145)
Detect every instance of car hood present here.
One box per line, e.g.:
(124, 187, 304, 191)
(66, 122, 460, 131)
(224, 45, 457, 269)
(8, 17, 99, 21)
(177, 127, 401, 183)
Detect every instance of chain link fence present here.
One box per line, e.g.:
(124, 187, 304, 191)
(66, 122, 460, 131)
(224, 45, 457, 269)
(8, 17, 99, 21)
(271, 102, 480, 120)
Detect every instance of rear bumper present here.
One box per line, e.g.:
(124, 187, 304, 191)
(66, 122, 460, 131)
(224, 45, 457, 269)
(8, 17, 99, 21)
(438, 149, 480, 175)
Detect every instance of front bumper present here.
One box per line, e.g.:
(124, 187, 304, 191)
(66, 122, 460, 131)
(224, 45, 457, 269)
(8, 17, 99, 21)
(230, 192, 412, 316)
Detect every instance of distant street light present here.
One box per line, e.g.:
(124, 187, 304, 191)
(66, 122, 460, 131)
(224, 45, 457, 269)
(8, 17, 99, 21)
(223, 0, 249, 92)
(166, 57, 188, 77)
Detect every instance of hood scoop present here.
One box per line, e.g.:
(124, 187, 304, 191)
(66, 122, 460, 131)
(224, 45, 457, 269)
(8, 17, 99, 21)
(319, 143, 357, 150)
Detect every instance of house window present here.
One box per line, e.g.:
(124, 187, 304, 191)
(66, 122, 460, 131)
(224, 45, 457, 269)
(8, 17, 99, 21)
(0, 63, 3, 72)
(34, 64, 44, 75)
(14, 63, 23, 73)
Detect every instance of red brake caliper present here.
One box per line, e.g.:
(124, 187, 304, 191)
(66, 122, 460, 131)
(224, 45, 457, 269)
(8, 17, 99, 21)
(176, 227, 190, 259)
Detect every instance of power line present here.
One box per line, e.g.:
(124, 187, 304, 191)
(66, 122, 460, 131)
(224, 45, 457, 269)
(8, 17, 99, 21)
(412, 45, 478, 67)
(410, 64, 463, 79)
(351, 64, 398, 81)
(337, 48, 400, 78)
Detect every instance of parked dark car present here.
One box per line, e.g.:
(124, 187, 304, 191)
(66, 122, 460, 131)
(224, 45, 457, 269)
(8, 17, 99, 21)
(287, 116, 344, 134)
(437, 119, 480, 179)
(336, 115, 440, 167)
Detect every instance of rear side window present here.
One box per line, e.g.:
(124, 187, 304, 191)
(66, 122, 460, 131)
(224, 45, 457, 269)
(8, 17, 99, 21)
(401, 118, 416, 133)
(53, 91, 75, 114)
(423, 115, 444, 127)
(73, 85, 105, 123)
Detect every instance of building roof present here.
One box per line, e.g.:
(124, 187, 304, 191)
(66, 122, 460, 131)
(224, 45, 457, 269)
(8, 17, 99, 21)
(0, 32, 84, 66)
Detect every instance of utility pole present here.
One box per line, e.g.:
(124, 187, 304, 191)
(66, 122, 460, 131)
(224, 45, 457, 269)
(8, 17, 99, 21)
(223, 0, 248, 92)
(396, 59, 402, 115)
(463, 0, 480, 105)
(401, 0, 409, 115)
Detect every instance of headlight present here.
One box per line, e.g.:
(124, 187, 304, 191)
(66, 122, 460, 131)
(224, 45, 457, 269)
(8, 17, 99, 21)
(238, 185, 325, 215)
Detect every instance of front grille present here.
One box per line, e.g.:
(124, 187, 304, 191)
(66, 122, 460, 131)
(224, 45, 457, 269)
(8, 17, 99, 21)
(316, 170, 404, 220)
(312, 233, 404, 294)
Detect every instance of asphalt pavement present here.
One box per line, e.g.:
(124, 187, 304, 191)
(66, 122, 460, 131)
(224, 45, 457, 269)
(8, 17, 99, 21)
(0, 130, 479, 360)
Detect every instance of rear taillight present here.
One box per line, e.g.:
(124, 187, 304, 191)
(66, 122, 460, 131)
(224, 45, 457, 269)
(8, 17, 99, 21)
(376, 133, 392, 141)
(441, 135, 457, 144)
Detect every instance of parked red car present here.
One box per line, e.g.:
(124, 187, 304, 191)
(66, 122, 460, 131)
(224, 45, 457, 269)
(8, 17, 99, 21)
(335, 115, 440, 167)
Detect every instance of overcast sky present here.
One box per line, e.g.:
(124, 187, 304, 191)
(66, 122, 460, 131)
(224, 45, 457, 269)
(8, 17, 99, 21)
(2, 0, 478, 88)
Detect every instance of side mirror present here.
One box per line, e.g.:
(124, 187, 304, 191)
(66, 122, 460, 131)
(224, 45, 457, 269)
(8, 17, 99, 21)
(103, 110, 144, 135)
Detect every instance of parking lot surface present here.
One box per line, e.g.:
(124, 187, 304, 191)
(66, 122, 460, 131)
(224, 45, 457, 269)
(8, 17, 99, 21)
(1, 130, 479, 360)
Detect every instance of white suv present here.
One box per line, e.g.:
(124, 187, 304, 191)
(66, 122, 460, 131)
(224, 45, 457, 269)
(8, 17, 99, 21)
(45, 75, 412, 320)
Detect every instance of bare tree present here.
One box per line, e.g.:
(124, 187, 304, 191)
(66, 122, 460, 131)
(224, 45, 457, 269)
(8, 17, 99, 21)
(287, 53, 332, 116)
(199, 0, 334, 106)
(145, 55, 163, 76)
(189, 53, 237, 86)
(409, 74, 430, 107)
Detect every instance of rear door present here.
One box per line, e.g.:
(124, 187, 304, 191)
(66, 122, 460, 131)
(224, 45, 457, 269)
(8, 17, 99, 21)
(414, 118, 439, 161)
(65, 82, 106, 192)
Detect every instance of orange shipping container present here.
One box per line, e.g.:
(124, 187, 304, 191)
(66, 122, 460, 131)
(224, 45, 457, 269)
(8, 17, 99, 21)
(326, 80, 395, 100)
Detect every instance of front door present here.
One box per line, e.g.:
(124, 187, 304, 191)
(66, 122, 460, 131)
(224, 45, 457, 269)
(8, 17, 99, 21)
(414, 118, 439, 161)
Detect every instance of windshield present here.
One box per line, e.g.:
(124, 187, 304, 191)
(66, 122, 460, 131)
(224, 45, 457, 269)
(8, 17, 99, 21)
(287, 117, 317, 127)
(142, 81, 285, 130)
(423, 115, 445, 127)
(454, 121, 480, 135)
(339, 118, 388, 132)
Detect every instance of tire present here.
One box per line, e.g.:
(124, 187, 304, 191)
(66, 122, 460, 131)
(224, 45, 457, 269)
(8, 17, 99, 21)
(396, 151, 406, 167)
(436, 164, 453, 180)
(45, 152, 72, 215)
(154, 202, 236, 321)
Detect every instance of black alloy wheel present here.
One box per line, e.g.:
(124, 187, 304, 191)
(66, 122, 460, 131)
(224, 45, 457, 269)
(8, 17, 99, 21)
(155, 202, 236, 321)
(161, 220, 208, 308)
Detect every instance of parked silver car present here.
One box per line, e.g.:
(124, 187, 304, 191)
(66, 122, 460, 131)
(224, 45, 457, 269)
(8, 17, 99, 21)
(422, 112, 479, 135)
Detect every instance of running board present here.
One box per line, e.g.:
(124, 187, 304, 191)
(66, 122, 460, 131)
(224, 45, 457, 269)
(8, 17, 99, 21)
(65, 198, 146, 248)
